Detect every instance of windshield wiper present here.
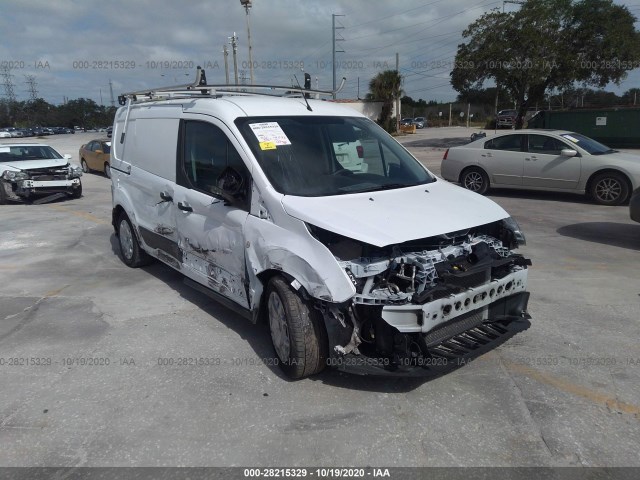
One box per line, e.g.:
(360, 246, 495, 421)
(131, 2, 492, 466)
(350, 182, 422, 193)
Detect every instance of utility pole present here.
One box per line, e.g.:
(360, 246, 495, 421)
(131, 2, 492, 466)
(25, 75, 38, 101)
(396, 52, 400, 133)
(230, 33, 239, 85)
(223, 45, 230, 84)
(332, 14, 345, 99)
(240, 0, 254, 85)
(109, 79, 115, 107)
(1, 66, 17, 102)
(466, 103, 470, 128)
(449, 103, 452, 127)
(494, 86, 499, 133)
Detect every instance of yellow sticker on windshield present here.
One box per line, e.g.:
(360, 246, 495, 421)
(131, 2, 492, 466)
(259, 141, 276, 150)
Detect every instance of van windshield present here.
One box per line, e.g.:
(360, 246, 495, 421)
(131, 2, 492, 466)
(235, 116, 435, 196)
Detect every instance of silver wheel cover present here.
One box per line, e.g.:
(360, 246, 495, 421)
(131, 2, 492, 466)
(268, 291, 290, 361)
(119, 219, 134, 261)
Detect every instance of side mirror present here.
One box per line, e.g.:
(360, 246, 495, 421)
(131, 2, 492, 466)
(210, 167, 245, 205)
(95, 149, 103, 154)
(561, 149, 578, 157)
(217, 167, 245, 196)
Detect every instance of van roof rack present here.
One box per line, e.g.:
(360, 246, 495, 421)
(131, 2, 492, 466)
(118, 66, 346, 106)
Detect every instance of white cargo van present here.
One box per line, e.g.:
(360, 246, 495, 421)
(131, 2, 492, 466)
(111, 70, 531, 379)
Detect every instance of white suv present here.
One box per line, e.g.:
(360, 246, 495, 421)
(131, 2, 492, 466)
(111, 73, 531, 379)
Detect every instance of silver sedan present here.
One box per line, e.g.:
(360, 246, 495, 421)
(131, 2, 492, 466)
(441, 129, 640, 205)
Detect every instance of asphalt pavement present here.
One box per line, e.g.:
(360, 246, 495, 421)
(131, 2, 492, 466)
(0, 130, 639, 468)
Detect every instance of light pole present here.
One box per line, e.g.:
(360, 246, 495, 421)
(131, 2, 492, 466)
(240, 0, 254, 85)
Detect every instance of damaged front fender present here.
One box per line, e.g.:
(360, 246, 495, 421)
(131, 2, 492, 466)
(244, 215, 356, 306)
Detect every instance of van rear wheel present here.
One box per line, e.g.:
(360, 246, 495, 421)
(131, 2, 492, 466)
(267, 276, 328, 379)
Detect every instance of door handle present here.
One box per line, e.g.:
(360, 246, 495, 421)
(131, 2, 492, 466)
(177, 201, 193, 212)
(159, 191, 173, 203)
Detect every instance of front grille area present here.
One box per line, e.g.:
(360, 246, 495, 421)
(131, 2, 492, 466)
(424, 308, 485, 347)
(26, 168, 69, 181)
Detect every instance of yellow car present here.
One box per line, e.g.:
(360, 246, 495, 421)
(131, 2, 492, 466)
(79, 139, 111, 178)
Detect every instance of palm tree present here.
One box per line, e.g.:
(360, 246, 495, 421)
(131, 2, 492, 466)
(368, 70, 403, 132)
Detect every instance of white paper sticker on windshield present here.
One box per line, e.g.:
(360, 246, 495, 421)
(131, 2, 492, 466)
(562, 135, 579, 143)
(249, 122, 291, 148)
(0, 147, 10, 153)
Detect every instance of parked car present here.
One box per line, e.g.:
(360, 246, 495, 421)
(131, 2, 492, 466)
(0, 143, 83, 204)
(630, 187, 640, 223)
(110, 78, 532, 379)
(413, 116, 426, 128)
(496, 109, 517, 129)
(32, 127, 52, 136)
(400, 118, 414, 126)
(441, 129, 640, 205)
(106, 126, 112, 138)
(79, 139, 112, 178)
(0, 131, 11, 138)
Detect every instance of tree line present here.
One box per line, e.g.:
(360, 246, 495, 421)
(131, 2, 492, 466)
(0, 98, 117, 129)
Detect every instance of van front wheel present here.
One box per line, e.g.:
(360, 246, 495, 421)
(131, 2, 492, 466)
(267, 276, 328, 379)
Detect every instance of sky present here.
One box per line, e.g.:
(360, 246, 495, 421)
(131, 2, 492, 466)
(2, 0, 640, 105)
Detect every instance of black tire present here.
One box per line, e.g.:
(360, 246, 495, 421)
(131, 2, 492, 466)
(104, 163, 111, 179)
(69, 182, 82, 199)
(266, 276, 328, 379)
(80, 159, 89, 173)
(116, 212, 152, 267)
(460, 167, 490, 195)
(0, 184, 7, 205)
(589, 172, 630, 206)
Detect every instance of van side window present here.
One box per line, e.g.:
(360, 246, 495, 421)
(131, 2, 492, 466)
(181, 120, 250, 209)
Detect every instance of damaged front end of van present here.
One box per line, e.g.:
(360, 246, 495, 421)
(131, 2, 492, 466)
(264, 186, 532, 376)
(309, 219, 530, 375)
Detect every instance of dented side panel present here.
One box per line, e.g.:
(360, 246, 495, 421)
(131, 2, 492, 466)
(173, 187, 250, 309)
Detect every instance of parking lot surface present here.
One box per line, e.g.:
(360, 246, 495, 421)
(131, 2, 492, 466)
(1, 131, 639, 467)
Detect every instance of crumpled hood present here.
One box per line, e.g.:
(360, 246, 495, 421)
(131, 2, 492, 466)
(282, 180, 510, 247)
(0, 159, 69, 172)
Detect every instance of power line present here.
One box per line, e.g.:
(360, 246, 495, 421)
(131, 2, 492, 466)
(345, 0, 500, 42)
(344, 0, 450, 30)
